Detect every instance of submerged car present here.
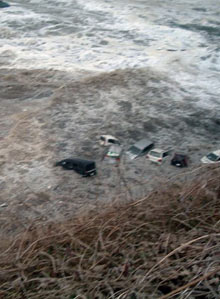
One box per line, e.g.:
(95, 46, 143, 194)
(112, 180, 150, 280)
(99, 135, 120, 146)
(0, 1, 10, 8)
(171, 153, 188, 167)
(104, 144, 123, 164)
(201, 150, 220, 164)
(146, 148, 172, 164)
(55, 158, 97, 177)
(126, 139, 154, 160)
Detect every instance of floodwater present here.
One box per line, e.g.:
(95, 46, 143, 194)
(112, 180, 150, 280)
(0, 0, 220, 233)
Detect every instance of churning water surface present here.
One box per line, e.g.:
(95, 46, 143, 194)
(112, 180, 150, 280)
(0, 0, 220, 227)
(1, 0, 220, 105)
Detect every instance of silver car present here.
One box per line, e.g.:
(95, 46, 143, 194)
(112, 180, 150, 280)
(104, 144, 123, 164)
(147, 148, 172, 164)
(126, 139, 154, 160)
(201, 150, 220, 164)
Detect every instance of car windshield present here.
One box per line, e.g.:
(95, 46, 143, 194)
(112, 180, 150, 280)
(128, 146, 141, 155)
(207, 153, 218, 161)
(149, 151, 161, 158)
(108, 139, 116, 144)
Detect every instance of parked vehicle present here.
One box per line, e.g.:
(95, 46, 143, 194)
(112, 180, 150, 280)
(104, 144, 123, 164)
(55, 158, 97, 177)
(106, 144, 122, 158)
(126, 139, 154, 160)
(0, 1, 10, 8)
(99, 135, 120, 146)
(146, 148, 172, 164)
(201, 150, 220, 164)
(171, 153, 188, 167)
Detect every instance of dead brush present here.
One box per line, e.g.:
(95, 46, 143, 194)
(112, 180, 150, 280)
(0, 165, 219, 298)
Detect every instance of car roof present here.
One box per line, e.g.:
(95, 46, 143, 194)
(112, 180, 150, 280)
(108, 144, 122, 153)
(212, 150, 220, 156)
(149, 148, 165, 154)
(65, 158, 95, 165)
(106, 145, 122, 158)
(134, 138, 153, 149)
(100, 135, 118, 140)
(173, 153, 187, 158)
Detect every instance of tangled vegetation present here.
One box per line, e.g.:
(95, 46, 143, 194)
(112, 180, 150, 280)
(0, 165, 220, 298)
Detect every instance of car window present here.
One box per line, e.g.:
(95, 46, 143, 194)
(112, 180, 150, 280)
(207, 153, 218, 161)
(143, 145, 152, 153)
(163, 152, 169, 158)
(100, 136, 105, 141)
(108, 139, 115, 144)
(129, 146, 141, 155)
(150, 151, 161, 158)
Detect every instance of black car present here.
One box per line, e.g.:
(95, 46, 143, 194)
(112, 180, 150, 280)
(55, 158, 97, 177)
(171, 153, 188, 167)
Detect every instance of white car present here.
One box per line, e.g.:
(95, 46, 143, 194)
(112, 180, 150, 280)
(201, 150, 220, 164)
(104, 144, 123, 164)
(99, 135, 120, 146)
(146, 148, 171, 164)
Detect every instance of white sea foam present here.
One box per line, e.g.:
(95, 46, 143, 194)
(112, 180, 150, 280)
(0, 0, 220, 108)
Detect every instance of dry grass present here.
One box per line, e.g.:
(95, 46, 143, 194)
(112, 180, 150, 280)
(0, 165, 220, 298)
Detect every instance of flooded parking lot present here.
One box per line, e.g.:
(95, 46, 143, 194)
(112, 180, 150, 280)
(0, 67, 219, 234)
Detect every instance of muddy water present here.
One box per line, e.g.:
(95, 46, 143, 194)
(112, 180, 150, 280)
(0, 0, 220, 233)
(0, 67, 219, 234)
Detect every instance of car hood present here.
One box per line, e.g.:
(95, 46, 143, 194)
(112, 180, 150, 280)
(126, 151, 137, 160)
(201, 156, 215, 163)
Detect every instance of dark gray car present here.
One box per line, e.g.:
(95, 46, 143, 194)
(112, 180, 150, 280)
(126, 139, 154, 160)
